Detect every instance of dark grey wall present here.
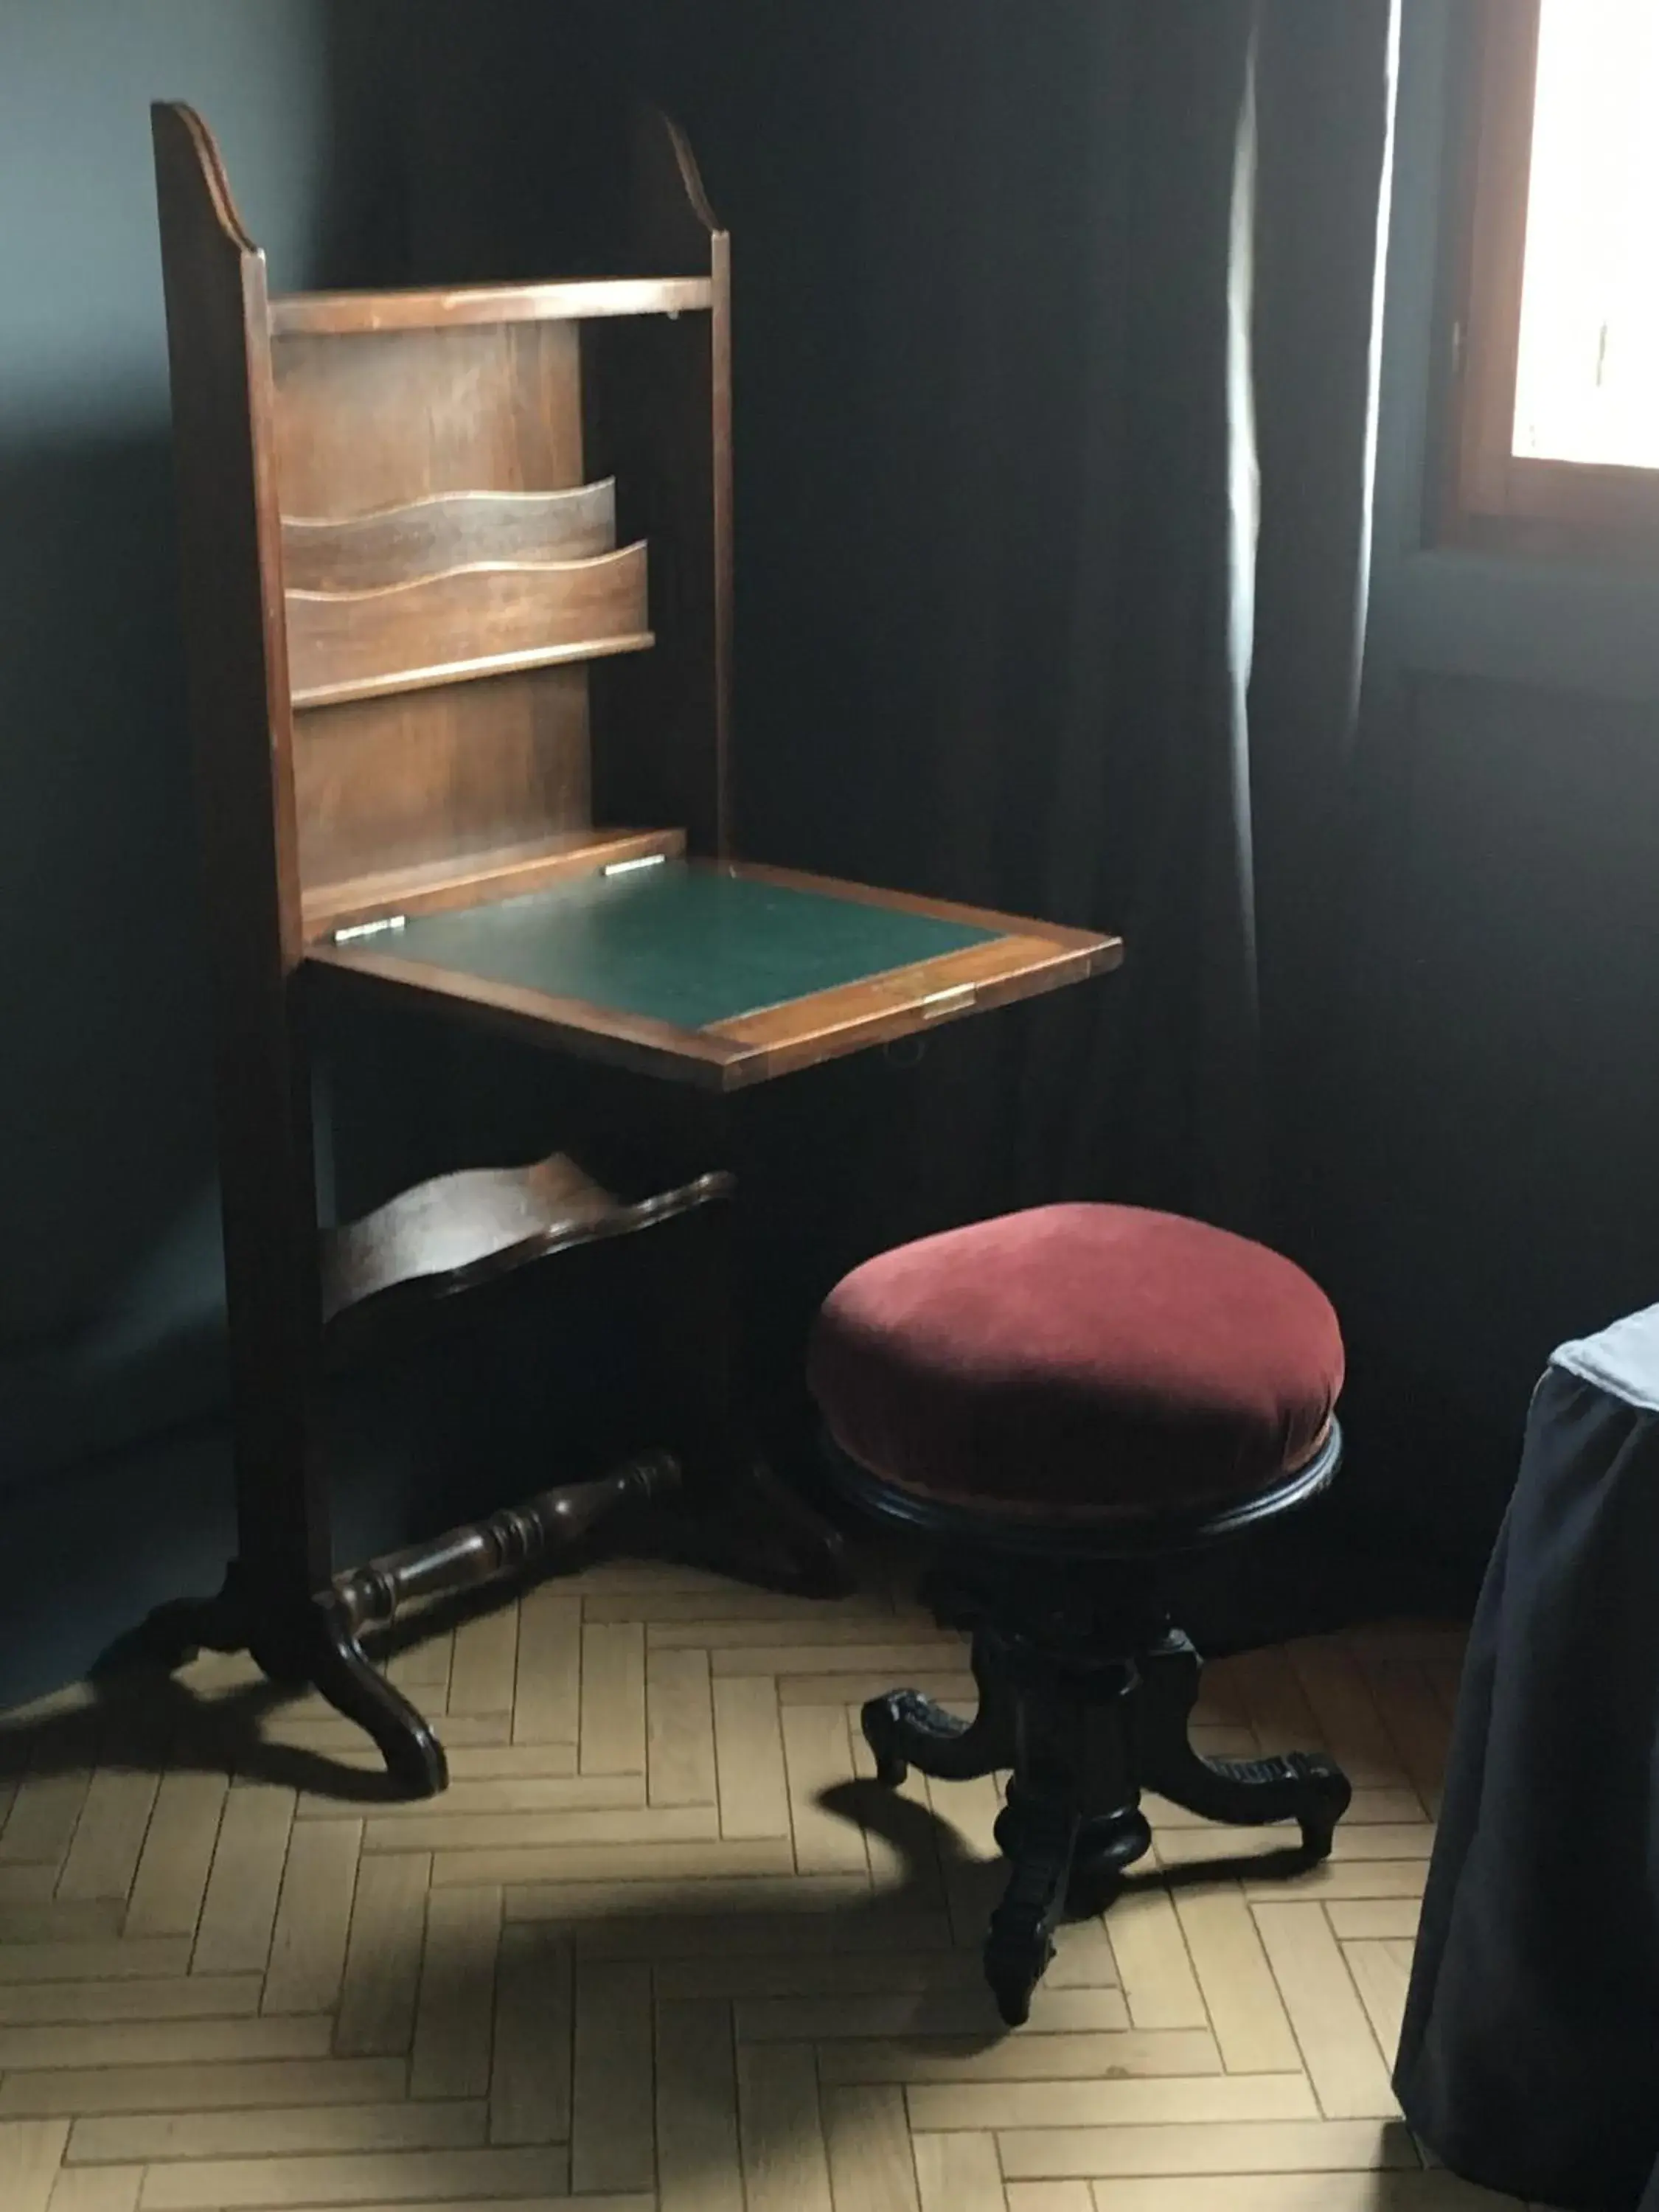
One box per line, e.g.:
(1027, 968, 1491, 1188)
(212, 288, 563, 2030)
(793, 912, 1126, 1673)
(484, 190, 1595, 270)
(1327, 0, 1659, 1563)
(0, 1, 400, 1478)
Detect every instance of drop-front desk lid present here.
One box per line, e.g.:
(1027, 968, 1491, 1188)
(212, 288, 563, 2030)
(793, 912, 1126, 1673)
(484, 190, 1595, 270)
(307, 857, 1122, 1089)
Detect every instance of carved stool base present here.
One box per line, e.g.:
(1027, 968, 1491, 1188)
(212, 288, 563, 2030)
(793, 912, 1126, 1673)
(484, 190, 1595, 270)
(860, 1615, 1352, 2027)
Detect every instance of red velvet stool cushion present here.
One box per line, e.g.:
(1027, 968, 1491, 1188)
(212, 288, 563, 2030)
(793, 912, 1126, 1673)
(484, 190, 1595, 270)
(807, 1204, 1344, 1526)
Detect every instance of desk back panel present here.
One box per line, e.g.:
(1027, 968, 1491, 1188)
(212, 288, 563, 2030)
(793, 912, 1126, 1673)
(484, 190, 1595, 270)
(291, 667, 595, 900)
(272, 318, 648, 924)
(157, 100, 731, 964)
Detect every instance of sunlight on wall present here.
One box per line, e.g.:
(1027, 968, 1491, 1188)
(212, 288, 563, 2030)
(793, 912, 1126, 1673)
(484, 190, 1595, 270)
(1513, 0, 1659, 469)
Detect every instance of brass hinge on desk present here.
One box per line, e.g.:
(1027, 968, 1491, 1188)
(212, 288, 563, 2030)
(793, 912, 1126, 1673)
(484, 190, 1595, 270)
(920, 984, 976, 1020)
(333, 915, 408, 945)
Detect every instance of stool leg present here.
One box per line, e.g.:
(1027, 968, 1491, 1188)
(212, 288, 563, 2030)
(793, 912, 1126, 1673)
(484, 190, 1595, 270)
(984, 1792, 1080, 2028)
(861, 1627, 1016, 1787)
(1138, 1631, 1351, 1857)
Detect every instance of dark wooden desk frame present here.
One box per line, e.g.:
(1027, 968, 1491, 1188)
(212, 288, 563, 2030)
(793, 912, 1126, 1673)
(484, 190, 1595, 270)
(147, 102, 1121, 1795)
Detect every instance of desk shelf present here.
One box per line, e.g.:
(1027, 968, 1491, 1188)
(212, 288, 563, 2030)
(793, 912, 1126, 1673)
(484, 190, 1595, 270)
(287, 543, 653, 709)
(282, 483, 621, 591)
(270, 274, 714, 338)
(319, 1149, 729, 1346)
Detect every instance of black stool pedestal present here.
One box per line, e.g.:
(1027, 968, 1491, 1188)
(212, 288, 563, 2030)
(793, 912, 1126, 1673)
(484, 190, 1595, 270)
(862, 1610, 1351, 2025)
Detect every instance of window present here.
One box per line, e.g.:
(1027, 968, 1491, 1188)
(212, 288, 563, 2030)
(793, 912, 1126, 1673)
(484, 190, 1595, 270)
(1447, 0, 1659, 549)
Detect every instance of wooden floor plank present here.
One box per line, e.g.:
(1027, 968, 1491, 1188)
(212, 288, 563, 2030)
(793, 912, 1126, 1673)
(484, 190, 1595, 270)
(657, 1994, 742, 2212)
(1105, 1885, 1208, 2030)
(448, 1601, 521, 1720)
(737, 2041, 833, 2212)
(1087, 2179, 1518, 2210)
(907, 2073, 1318, 2132)
(260, 1818, 361, 2015)
(431, 1834, 796, 1888)
(1287, 1638, 1421, 1792)
(489, 1921, 572, 2146)
(409, 1883, 501, 2098)
(824, 2083, 922, 2212)
(1364, 1660, 1455, 1820)
(1003, 2185, 1094, 2212)
(123, 1775, 226, 1940)
(1326, 1899, 1422, 1941)
(0, 2119, 70, 2212)
(511, 1584, 583, 1749)
(0, 1975, 260, 2025)
(364, 1801, 717, 1854)
(189, 1785, 294, 1978)
(712, 1678, 791, 1840)
(132, 2143, 567, 2208)
(0, 1939, 190, 1986)
(55, 1772, 159, 1905)
(0, 2055, 405, 2119)
(647, 1646, 719, 1809)
(914, 2129, 1007, 2212)
(782, 1706, 867, 1876)
(44, 2166, 145, 2212)
(1252, 1901, 1401, 2118)
(333, 1850, 429, 2058)
(0, 2014, 333, 2071)
(68, 2096, 486, 2162)
(1172, 1882, 1303, 2073)
(580, 1622, 647, 1777)
(998, 2116, 1422, 2180)
(816, 2028, 1211, 2085)
(1343, 1935, 1416, 2067)
(570, 1956, 654, 2195)
(1, 1773, 92, 1868)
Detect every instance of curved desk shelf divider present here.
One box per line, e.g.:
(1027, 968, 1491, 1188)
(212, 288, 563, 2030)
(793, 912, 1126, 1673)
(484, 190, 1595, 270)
(282, 481, 619, 593)
(287, 541, 653, 709)
(270, 272, 714, 338)
(320, 1150, 731, 1344)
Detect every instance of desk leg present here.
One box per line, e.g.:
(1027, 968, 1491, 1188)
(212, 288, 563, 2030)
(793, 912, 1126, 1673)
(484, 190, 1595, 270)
(133, 1456, 682, 1798)
(644, 1195, 855, 1599)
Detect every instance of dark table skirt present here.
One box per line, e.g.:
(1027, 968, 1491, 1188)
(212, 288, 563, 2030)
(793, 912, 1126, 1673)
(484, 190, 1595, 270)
(1395, 1310, 1659, 2212)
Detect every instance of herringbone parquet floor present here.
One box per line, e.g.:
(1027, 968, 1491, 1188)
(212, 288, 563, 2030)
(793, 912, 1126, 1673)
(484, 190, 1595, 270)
(0, 1557, 1533, 2212)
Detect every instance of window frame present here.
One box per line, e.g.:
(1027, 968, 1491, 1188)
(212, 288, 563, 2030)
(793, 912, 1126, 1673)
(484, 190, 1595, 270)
(1444, 0, 1659, 556)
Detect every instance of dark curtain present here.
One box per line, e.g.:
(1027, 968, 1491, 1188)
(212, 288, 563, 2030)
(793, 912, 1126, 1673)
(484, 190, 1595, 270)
(633, 1, 1399, 1265)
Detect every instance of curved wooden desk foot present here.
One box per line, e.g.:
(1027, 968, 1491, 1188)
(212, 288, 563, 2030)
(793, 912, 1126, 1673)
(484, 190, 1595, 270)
(133, 1454, 680, 1796)
(656, 1450, 855, 1599)
(136, 1571, 259, 1672)
(312, 1593, 449, 1796)
(731, 1452, 856, 1597)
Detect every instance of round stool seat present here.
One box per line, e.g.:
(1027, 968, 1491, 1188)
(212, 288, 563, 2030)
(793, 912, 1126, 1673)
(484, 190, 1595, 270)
(808, 1203, 1344, 1528)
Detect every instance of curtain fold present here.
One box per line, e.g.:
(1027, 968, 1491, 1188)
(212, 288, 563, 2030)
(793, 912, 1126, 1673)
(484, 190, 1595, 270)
(723, 1, 1400, 1259)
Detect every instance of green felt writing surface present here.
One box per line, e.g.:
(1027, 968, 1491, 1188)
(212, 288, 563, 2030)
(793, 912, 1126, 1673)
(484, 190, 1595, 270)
(384, 863, 999, 1030)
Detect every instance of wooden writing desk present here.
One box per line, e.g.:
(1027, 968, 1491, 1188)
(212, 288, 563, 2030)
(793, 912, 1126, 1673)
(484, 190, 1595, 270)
(311, 857, 1110, 1087)
(147, 100, 1121, 1794)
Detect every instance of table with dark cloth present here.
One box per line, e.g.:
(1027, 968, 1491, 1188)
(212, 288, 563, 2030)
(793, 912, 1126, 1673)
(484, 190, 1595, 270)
(1395, 1304, 1659, 2212)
